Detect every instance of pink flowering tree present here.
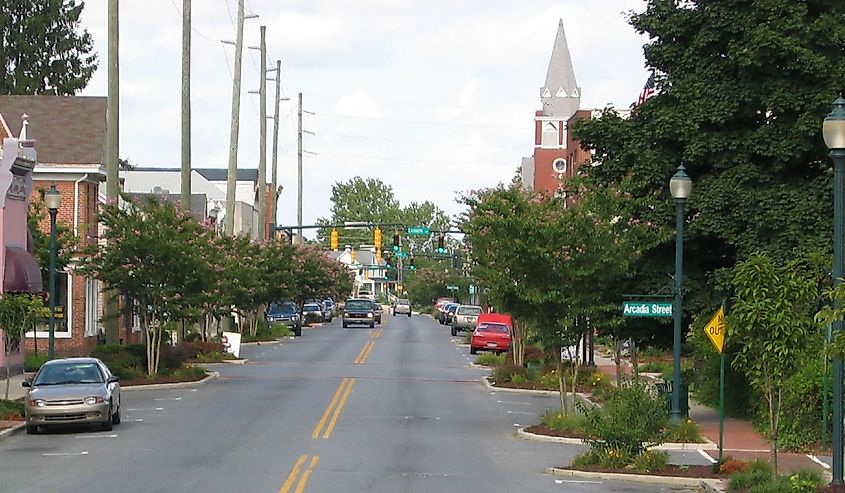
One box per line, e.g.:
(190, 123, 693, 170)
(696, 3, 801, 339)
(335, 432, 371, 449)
(79, 195, 211, 375)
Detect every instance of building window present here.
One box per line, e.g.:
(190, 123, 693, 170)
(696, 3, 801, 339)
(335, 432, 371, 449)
(28, 271, 71, 338)
(542, 122, 558, 147)
(85, 277, 100, 337)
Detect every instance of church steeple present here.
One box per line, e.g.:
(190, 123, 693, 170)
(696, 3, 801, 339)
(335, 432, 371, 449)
(540, 19, 580, 118)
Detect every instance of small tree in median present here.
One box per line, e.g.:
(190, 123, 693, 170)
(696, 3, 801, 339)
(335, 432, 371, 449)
(0, 294, 47, 399)
(730, 252, 819, 475)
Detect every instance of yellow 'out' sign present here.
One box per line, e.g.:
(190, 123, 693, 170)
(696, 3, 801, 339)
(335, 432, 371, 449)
(704, 306, 726, 353)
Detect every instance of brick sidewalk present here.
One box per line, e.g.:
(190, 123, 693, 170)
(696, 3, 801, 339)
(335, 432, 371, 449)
(593, 351, 827, 474)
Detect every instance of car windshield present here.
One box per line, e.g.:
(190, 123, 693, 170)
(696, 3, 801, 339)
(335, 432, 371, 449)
(457, 306, 482, 315)
(477, 323, 510, 334)
(269, 302, 297, 314)
(447, 305, 458, 313)
(303, 304, 320, 311)
(34, 363, 104, 385)
(346, 300, 371, 310)
(397, 299, 410, 305)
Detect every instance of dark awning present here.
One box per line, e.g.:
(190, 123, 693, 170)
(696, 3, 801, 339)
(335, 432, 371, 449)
(4, 246, 43, 293)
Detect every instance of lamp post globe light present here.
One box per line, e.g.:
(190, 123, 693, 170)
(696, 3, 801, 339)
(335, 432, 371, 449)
(44, 185, 62, 360)
(823, 94, 845, 486)
(669, 164, 692, 424)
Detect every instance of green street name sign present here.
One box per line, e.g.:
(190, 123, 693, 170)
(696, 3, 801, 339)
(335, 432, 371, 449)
(447, 285, 458, 290)
(623, 301, 673, 318)
(395, 251, 409, 258)
(406, 226, 430, 235)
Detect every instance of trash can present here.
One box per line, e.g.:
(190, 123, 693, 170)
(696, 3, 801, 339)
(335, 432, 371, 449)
(656, 380, 689, 417)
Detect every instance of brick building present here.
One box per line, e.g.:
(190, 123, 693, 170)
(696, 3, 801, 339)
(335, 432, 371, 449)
(0, 96, 108, 356)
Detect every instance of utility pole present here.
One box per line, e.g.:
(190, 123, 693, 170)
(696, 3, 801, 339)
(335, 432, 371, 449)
(224, 0, 247, 236)
(104, 0, 120, 344)
(297, 92, 303, 240)
(180, 0, 192, 210)
(257, 25, 267, 239)
(270, 59, 281, 225)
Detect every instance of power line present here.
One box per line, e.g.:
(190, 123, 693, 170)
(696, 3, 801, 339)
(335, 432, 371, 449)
(314, 131, 527, 149)
(313, 112, 526, 130)
(305, 92, 531, 114)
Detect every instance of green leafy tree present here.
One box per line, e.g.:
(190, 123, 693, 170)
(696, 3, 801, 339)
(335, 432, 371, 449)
(1, 0, 98, 95)
(572, 0, 845, 348)
(316, 178, 402, 247)
(0, 294, 47, 399)
(729, 252, 819, 474)
(27, 191, 78, 274)
(461, 184, 661, 413)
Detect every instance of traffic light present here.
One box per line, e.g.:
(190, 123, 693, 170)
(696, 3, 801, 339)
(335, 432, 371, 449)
(392, 231, 400, 252)
(384, 255, 393, 269)
(374, 227, 382, 248)
(409, 256, 416, 270)
(452, 253, 462, 269)
(330, 229, 339, 251)
(436, 234, 445, 254)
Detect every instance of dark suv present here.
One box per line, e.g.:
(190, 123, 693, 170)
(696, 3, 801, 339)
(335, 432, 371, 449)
(343, 298, 377, 328)
(267, 301, 302, 336)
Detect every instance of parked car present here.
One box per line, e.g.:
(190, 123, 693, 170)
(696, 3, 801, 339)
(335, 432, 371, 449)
(437, 300, 456, 324)
(393, 298, 412, 317)
(470, 313, 513, 355)
(22, 357, 121, 434)
(443, 303, 459, 326)
(302, 302, 324, 325)
(267, 301, 302, 336)
(322, 299, 334, 322)
(343, 298, 377, 328)
(451, 304, 483, 336)
(371, 301, 383, 324)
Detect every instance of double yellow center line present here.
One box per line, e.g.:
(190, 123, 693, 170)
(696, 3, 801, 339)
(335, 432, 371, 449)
(354, 327, 383, 364)
(278, 455, 319, 493)
(312, 377, 356, 439)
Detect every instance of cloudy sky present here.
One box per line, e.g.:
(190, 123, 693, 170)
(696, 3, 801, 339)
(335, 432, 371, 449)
(78, 0, 650, 234)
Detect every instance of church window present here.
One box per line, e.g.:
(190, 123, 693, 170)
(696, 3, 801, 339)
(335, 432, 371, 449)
(542, 122, 559, 147)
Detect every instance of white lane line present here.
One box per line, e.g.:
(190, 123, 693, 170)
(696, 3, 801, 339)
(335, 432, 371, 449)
(43, 451, 88, 457)
(75, 434, 117, 439)
(807, 454, 831, 469)
(497, 400, 531, 405)
(125, 407, 164, 411)
(153, 397, 182, 401)
(555, 479, 603, 484)
(507, 411, 535, 415)
(697, 449, 717, 464)
(134, 419, 144, 422)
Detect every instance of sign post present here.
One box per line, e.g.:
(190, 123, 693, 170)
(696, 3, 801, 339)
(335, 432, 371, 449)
(703, 304, 727, 462)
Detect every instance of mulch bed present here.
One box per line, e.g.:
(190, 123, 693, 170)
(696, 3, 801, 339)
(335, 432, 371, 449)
(121, 372, 208, 387)
(524, 424, 588, 440)
(488, 378, 593, 393)
(565, 464, 725, 479)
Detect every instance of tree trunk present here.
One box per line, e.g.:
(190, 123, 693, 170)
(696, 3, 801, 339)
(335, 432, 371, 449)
(766, 377, 778, 476)
(555, 344, 567, 414)
(614, 338, 622, 386)
(631, 342, 639, 380)
(571, 350, 580, 410)
(4, 352, 10, 401)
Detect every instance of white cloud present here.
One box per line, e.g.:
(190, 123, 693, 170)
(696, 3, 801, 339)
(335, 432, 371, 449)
(77, 0, 650, 235)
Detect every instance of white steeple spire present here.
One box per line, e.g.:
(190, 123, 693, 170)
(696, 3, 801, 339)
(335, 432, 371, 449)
(540, 19, 580, 118)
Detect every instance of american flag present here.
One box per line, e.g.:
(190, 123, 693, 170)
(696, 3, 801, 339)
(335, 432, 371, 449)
(636, 72, 657, 107)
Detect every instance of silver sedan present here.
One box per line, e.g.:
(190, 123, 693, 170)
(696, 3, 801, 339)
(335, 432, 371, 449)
(23, 357, 121, 434)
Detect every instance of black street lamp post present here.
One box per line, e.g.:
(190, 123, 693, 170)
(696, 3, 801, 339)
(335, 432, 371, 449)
(669, 165, 692, 424)
(44, 185, 61, 360)
(823, 95, 845, 486)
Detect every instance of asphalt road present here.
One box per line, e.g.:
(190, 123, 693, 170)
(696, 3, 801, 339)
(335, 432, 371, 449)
(0, 313, 705, 493)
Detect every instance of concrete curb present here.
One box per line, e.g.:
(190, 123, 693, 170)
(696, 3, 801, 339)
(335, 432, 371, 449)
(545, 467, 724, 490)
(221, 359, 248, 365)
(0, 422, 25, 442)
(121, 371, 219, 392)
(481, 375, 558, 396)
(650, 440, 718, 451)
(517, 427, 583, 445)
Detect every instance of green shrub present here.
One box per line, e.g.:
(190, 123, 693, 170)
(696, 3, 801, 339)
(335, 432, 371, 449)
(728, 470, 774, 492)
(170, 366, 207, 380)
(786, 469, 824, 493)
(475, 353, 505, 367)
(91, 343, 146, 379)
(599, 448, 632, 469)
(633, 450, 669, 473)
(510, 373, 528, 385)
(638, 362, 671, 374)
(462, 332, 472, 344)
(0, 399, 24, 419)
(493, 362, 526, 383)
(571, 449, 601, 468)
(24, 353, 48, 372)
(747, 459, 773, 476)
(542, 411, 587, 434)
(578, 380, 668, 455)
(539, 370, 560, 390)
(665, 418, 705, 443)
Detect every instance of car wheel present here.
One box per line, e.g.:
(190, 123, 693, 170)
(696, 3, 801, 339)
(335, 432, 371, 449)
(102, 414, 113, 432)
(26, 425, 38, 435)
(369, 323, 375, 328)
(470, 346, 477, 355)
(407, 313, 411, 318)
(294, 326, 302, 337)
(451, 326, 457, 337)
(343, 323, 348, 328)
(112, 405, 121, 425)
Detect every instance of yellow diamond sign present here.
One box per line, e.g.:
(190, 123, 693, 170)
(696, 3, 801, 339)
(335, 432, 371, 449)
(704, 306, 726, 353)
